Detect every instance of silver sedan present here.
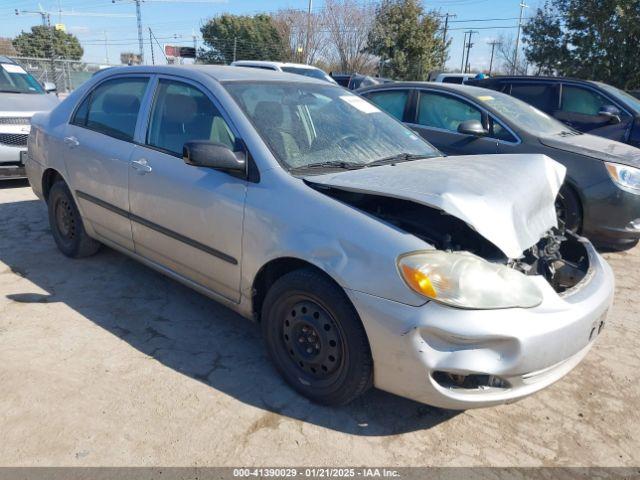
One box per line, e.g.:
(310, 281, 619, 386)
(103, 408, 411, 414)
(25, 65, 614, 409)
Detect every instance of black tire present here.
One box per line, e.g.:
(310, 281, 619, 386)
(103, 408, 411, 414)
(47, 180, 101, 258)
(556, 185, 582, 233)
(261, 268, 373, 406)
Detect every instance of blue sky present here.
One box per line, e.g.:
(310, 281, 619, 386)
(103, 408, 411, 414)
(1, 0, 543, 71)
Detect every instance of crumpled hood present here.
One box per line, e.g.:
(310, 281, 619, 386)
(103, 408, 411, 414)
(306, 154, 566, 258)
(540, 133, 640, 168)
(0, 92, 59, 114)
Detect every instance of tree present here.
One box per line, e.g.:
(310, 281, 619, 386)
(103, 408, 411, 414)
(323, 0, 377, 74)
(496, 34, 529, 75)
(365, 0, 448, 81)
(272, 8, 328, 64)
(12, 26, 83, 60)
(199, 14, 287, 64)
(523, 0, 640, 89)
(521, 5, 567, 75)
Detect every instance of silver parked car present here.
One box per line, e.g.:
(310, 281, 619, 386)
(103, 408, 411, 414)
(25, 65, 614, 409)
(1, 56, 58, 179)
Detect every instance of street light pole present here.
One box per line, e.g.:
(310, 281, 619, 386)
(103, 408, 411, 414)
(513, 1, 528, 74)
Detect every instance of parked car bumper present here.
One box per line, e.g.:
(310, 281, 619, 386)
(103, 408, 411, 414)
(346, 238, 614, 410)
(0, 144, 27, 179)
(582, 178, 640, 248)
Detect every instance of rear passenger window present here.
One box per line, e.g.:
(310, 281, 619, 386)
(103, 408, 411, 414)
(509, 83, 557, 113)
(74, 77, 148, 141)
(442, 77, 464, 84)
(560, 86, 610, 116)
(364, 90, 408, 120)
(146, 79, 236, 156)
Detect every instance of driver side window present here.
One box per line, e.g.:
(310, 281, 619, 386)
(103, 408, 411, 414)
(417, 91, 482, 133)
(146, 79, 236, 157)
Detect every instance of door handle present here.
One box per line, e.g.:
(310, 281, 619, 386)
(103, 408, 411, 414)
(64, 136, 79, 148)
(131, 158, 152, 174)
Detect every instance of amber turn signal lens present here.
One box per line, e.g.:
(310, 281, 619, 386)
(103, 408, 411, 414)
(400, 264, 437, 298)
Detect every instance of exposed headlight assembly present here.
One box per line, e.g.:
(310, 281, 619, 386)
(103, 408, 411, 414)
(605, 162, 640, 193)
(398, 251, 543, 309)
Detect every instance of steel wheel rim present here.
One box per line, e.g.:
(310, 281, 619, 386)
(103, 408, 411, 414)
(55, 197, 76, 240)
(280, 297, 345, 383)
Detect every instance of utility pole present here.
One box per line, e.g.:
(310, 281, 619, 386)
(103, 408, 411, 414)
(135, 0, 144, 64)
(305, 0, 313, 64)
(513, 1, 528, 74)
(464, 30, 477, 73)
(441, 12, 456, 70)
(460, 31, 468, 73)
(148, 28, 154, 65)
(111, 0, 145, 63)
(487, 40, 501, 75)
(104, 31, 110, 64)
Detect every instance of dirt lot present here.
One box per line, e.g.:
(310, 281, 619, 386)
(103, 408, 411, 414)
(0, 179, 639, 467)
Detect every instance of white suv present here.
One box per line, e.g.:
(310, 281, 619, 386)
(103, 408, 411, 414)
(231, 60, 336, 84)
(0, 56, 58, 179)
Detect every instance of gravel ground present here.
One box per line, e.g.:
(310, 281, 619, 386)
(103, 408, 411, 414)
(0, 179, 638, 467)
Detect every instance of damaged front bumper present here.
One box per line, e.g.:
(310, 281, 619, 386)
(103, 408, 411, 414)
(347, 238, 614, 409)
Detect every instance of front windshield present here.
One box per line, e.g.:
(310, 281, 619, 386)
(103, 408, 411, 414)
(0, 63, 44, 94)
(473, 89, 573, 136)
(596, 82, 640, 113)
(224, 82, 441, 170)
(280, 66, 336, 84)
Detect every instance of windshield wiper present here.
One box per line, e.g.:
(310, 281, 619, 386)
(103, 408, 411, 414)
(559, 130, 581, 136)
(290, 160, 363, 172)
(365, 152, 431, 168)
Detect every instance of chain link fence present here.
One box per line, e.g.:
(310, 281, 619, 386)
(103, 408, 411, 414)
(6, 56, 117, 94)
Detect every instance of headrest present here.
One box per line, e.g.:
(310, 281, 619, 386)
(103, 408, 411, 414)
(102, 93, 140, 115)
(253, 101, 283, 127)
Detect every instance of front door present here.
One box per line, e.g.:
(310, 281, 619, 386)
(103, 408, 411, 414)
(63, 75, 150, 250)
(128, 77, 246, 302)
(407, 90, 499, 155)
(554, 84, 631, 142)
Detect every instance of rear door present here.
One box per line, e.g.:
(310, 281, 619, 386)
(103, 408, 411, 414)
(64, 75, 150, 250)
(128, 76, 247, 302)
(361, 89, 411, 122)
(407, 89, 499, 155)
(554, 83, 631, 141)
(508, 81, 560, 114)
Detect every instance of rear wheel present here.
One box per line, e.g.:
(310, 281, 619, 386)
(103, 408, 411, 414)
(555, 185, 582, 233)
(261, 269, 373, 406)
(48, 181, 101, 258)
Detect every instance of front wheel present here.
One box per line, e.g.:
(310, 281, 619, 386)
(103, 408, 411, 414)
(48, 180, 101, 258)
(555, 185, 582, 233)
(261, 269, 373, 406)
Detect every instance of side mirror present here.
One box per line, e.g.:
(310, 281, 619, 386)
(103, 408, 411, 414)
(183, 141, 246, 176)
(457, 119, 488, 137)
(598, 105, 621, 124)
(43, 82, 57, 93)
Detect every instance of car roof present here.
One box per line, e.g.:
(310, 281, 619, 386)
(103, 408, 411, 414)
(474, 75, 597, 85)
(437, 73, 474, 78)
(357, 81, 493, 96)
(95, 64, 327, 84)
(231, 60, 320, 70)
